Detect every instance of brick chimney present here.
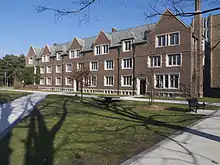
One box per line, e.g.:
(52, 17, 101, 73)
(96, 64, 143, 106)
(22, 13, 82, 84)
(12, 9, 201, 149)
(112, 27, 117, 32)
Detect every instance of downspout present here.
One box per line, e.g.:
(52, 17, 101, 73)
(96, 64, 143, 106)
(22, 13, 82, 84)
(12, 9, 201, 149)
(132, 44, 136, 96)
(117, 47, 120, 95)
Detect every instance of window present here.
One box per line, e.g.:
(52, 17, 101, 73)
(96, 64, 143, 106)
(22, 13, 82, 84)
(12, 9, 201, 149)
(105, 60, 114, 70)
(46, 66, 52, 73)
(69, 50, 80, 59)
(123, 40, 132, 52)
(29, 58, 33, 64)
(167, 54, 181, 66)
(90, 75, 97, 87)
(156, 32, 180, 47)
(77, 63, 84, 71)
(156, 35, 166, 47)
(66, 64, 72, 72)
(122, 76, 132, 86)
(95, 46, 101, 55)
(122, 58, 132, 69)
(56, 52, 62, 60)
(90, 61, 98, 71)
(154, 74, 180, 89)
(103, 45, 109, 54)
(104, 76, 114, 86)
(46, 55, 50, 62)
(155, 75, 164, 88)
(149, 56, 161, 67)
(169, 32, 180, 45)
(55, 77, 61, 85)
(65, 77, 72, 85)
(34, 66, 37, 75)
(40, 78, 44, 85)
(42, 56, 46, 62)
(56, 65, 61, 73)
(170, 74, 179, 88)
(40, 67, 45, 74)
(46, 77, 52, 85)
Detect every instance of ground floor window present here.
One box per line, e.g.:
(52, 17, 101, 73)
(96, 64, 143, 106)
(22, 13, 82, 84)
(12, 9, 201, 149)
(104, 76, 114, 86)
(46, 77, 52, 85)
(154, 73, 179, 89)
(40, 78, 45, 85)
(55, 77, 62, 85)
(90, 75, 97, 87)
(122, 75, 132, 86)
(65, 77, 72, 85)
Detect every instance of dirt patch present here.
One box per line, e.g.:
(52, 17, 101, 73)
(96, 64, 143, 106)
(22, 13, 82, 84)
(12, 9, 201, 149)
(142, 105, 167, 111)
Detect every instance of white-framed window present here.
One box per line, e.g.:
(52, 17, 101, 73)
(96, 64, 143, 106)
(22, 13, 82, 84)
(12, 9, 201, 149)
(156, 35, 166, 47)
(90, 75, 97, 87)
(77, 63, 84, 71)
(94, 44, 109, 55)
(104, 76, 114, 86)
(154, 73, 180, 89)
(148, 55, 161, 67)
(69, 50, 80, 59)
(95, 45, 101, 55)
(42, 56, 46, 62)
(65, 77, 72, 85)
(46, 55, 50, 62)
(29, 58, 33, 64)
(55, 77, 62, 85)
(40, 78, 45, 85)
(103, 44, 109, 54)
(170, 74, 179, 89)
(156, 32, 180, 47)
(40, 67, 45, 74)
(56, 52, 62, 60)
(34, 66, 37, 75)
(122, 58, 132, 69)
(169, 32, 180, 46)
(66, 63, 72, 72)
(122, 75, 132, 87)
(56, 65, 62, 73)
(167, 53, 181, 66)
(90, 61, 98, 71)
(105, 60, 114, 70)
(123, 40, 132, 52)
(46, 66, 52, 73)
(46, 77, 52, 85)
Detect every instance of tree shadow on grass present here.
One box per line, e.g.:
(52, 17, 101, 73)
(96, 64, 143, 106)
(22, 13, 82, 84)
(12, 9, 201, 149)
(23, 97, 68, 165)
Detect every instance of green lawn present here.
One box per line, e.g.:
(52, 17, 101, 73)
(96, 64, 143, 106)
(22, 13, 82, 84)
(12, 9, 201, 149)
(136, 96, 220, 103)
(0, 90, 30, 103)
(0, 95, 204, 165)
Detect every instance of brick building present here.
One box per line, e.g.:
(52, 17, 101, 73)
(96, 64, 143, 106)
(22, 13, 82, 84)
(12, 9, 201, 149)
(26, 9, 205, 97)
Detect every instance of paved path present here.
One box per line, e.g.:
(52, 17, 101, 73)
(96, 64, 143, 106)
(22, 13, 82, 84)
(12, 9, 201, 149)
(121, 110, 220, 165)
(0, 93, 47, 140)
(1, 88, 220, 107)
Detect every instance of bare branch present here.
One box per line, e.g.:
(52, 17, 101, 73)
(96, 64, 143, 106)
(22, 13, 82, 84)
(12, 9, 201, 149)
(146, 7, 220, 18)
(36, 0, 96, 19)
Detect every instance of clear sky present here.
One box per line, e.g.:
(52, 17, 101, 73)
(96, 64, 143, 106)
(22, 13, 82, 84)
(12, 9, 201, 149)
(0, 0, 218, 57)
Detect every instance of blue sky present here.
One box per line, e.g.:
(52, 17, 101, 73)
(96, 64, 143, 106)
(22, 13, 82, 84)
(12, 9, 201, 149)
(0, 0, 219, 57)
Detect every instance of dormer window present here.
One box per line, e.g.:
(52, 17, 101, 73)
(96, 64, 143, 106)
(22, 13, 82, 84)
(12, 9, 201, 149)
(56, 52, 61, 60)
(29, 57, 33, 64)
(42, 55, 50, 62)
(94, 44, 109, 55)
(69, 49, 80, 59)
(123, 40, 132, 52)
(95, 46, 101, 55)
(103, 45, 109, 54)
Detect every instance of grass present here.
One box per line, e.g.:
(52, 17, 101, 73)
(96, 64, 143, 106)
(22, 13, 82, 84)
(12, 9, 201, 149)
(0, 90, 30, 103)
(0, 95, 205, 165)
(136, 96, 220, 103)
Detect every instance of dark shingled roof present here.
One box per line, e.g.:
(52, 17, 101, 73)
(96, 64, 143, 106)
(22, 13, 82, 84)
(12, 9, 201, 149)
(32, 23, 155, 58)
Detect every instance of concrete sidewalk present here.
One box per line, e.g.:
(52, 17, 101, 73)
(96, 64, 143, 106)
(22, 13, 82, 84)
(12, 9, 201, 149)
(2, 88, 220, 107)
(121, 110, 220, 165)
(0, 93, 47, 140)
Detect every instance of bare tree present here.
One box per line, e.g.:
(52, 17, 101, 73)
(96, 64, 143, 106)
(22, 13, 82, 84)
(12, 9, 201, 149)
(71, 63, 90, 101)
